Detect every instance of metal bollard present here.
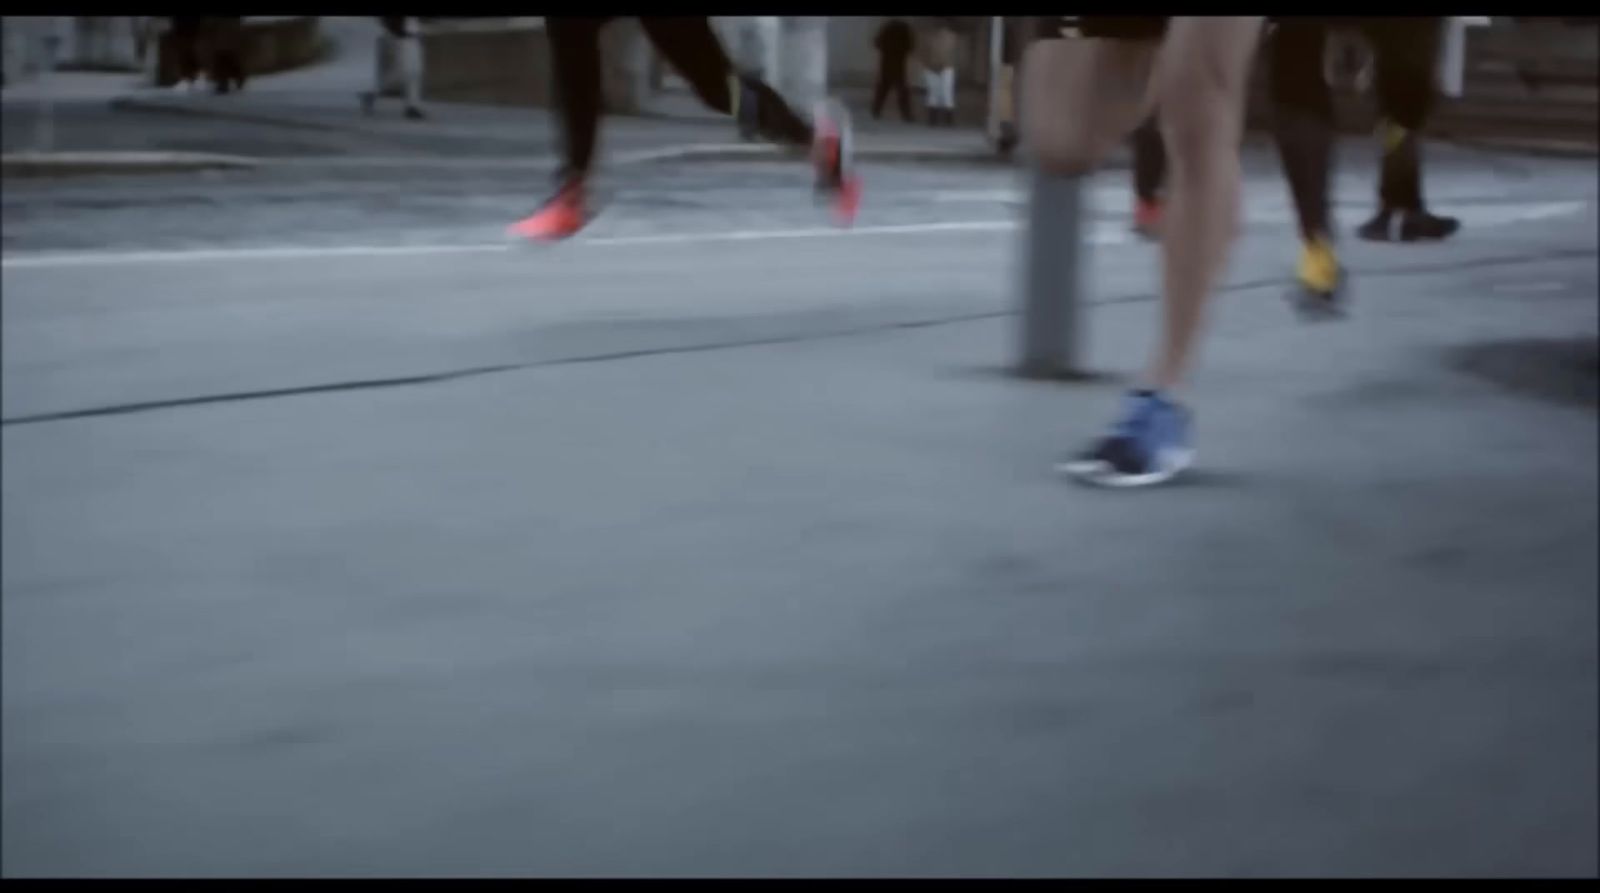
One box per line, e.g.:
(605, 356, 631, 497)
(1017, 163, 1088, 379)
(1014, 16, 1093, 380)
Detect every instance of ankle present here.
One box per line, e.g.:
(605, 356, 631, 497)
(1303, 232, 1337, 258)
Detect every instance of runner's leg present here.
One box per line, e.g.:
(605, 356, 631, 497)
(515, 16, 856, 240)
(507, 17, 610, 240)
(1269, 18, 1345, 313)
(1149, 17, 1266, 390)
(547, 17, 609, 183)
(872, 61, 892, 118)
(1131, 114, 1166, 236)
(639, 17, 859, 223)
(1270, 19, 1335, 243)
(1359, 17, 1458, 241)
(1371, 17, 1436, 214)
(639, 17, 812, 146)
(1049, 16, 1266, 486)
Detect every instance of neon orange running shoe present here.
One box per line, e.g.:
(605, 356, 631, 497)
(812, 100, 860, 228)
(508, 179, 590, 242)
(1133, 197, 1162, 240)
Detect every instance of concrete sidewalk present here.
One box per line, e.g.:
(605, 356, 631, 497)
(4, 74, 1005, 172)
(3, 17, 1003, 170)
(107, 82, 1003, 166)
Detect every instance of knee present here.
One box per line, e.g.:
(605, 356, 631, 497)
(1155, 73, 1249, 161)
(1157, 98, 1232, 163)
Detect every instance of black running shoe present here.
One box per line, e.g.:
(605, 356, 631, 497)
(1357, 210, 1396, 242)
(1399, 210, 1460, 242)
(1358, 209, 1461, 243)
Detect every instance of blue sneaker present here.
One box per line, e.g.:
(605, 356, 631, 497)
(1057, 390, 1195, 488)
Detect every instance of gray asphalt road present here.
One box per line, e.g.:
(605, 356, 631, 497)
(3, 156, 1596, 878)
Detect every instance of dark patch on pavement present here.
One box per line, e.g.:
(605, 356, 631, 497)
(6, 251, 1596, 429)
(1446, 336, 1600, 409)
(1308, 377, 1476, 410)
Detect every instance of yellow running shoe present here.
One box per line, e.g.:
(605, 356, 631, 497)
(1287, 236, 1347, 320)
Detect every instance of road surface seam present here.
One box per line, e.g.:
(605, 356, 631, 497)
(3, 247, 1594, 429)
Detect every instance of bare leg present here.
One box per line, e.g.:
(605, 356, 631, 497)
(1020, 35, 1159, 176)
(1148, 17, 1264, 391)
(1050, 18, 1263, 487)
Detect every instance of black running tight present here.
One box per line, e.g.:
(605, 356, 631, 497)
(545, 17, 814, 180)
(1131, 115, 1165, 204)
(1268, 17, 1444, 234)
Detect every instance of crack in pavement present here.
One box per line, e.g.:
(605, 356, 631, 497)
(4, 247, 1595, 429)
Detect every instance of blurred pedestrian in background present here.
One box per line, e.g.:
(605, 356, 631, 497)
(167, 16, 204, 92)
(204, 16, 245, 95)
(361, 16, 426, 120)
(872, 18, 915, 122)
(131, 16, 158, 70)
(921, 19, 958, 126)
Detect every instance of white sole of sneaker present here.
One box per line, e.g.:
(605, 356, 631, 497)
(1056, 448, 1195, 489)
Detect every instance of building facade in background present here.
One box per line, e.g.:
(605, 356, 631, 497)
(2, 16, 145, 85)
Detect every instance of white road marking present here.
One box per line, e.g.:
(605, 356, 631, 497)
(931, 189, 1027, 203)
(1, 242, 510, 269)
(585, 219, 1023, 246)
(1430, 201, 1586, 227)
(2, 219, 1128, 271)
(611, 144, 786, 165)
(264, 156, 557, 170)
(2, 200, 1582, 272)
